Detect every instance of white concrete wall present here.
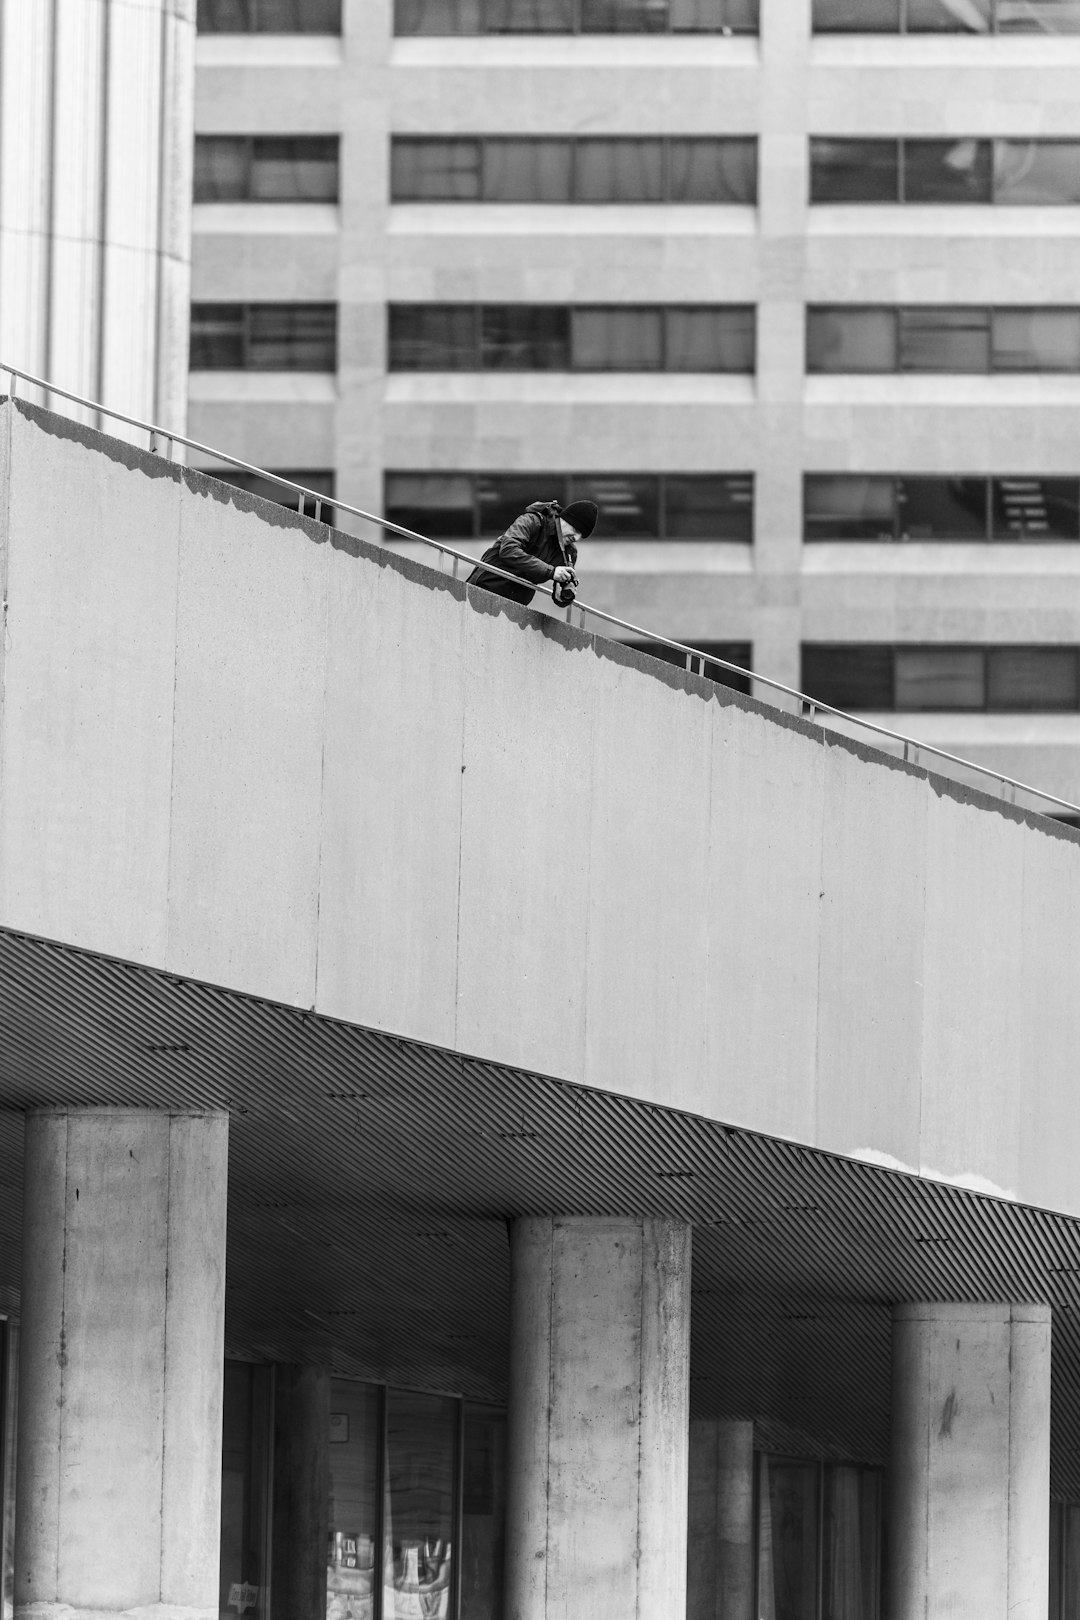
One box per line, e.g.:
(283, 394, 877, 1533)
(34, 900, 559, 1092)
(4, 401, 1080, 1223)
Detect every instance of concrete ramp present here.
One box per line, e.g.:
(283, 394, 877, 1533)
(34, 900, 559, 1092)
(1, 398, 1079, 1218)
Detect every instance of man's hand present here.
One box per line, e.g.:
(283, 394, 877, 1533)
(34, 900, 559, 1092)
(553, 565, 578, 587)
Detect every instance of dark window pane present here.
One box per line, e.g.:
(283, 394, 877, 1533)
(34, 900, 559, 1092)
(391, 140, 481, 201)
(802, 645, 894, 708)
(812, 0, 899, 27)
(487, 0, 575, 26)
(482, 306, 570, 369)
(573, 307, 663, 369)
(823, 1467, 881, 1620)
(807, 308, 897, 372)
(327, 1380, 381, 1620)
(461, 1407, 507, 1620)
(903, 139, 992, 203)
(576, 140, 664, 202)
(992, 309, 1080, 372)
(899, 477, 988, 539)
(389, 306, 477, 369)
(987, 647, 1079, 710)
(905, 0, 991, 28)
(810, 139, 899, 203)
(194, 137, 249, 202)
(997, 0, 1080, 31)
(220, 1362, 273, 1620)
(581, 0, 671, 29)
(385, 1389, 457, 1617)
(991, 477, 1080, 541)
(895, 647, 984, 709)
(485, 140, 573, 201)
(666, 307, 755, 371)
(757, 1458, 820, 1619)
(252, 0, 341, 26)
(804, 475, 897, 540)
(210, 467, 335, 523)
(624, 639, 752, 694)
(666, 474, 754, 540)
(476, 476, 568, 535)
(670, 0, 760, 28)
(248, 304, 336, 369)
(385, 473, 476, 537)
(568, 474, 660, 537)
(898, 307, 991, 372)
(250, 136, 338, 202)
(394, 0, 483, 28)
(995, 140, 1080, 202)
(190, 304, 245, 369)
(198, 0, 251, 26)
(669, 139, 757, 203)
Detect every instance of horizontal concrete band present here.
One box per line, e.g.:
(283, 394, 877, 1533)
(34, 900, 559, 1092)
(16, 1608, 218, 1620)
(893, 1301, 1052, 1325)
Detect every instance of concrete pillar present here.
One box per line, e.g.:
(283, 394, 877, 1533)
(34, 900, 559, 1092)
(888, 1301, 1051, 1620)
(687, 1419, 754, 1620)
(15, 1107, 228, 1620)
(272, 1364, 331, 1620)
(505, 1215, 691, 1620)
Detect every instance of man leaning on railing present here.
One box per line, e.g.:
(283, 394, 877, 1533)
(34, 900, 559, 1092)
(466, 498, 598, 608)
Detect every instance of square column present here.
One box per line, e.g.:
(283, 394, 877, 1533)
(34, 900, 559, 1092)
(505, 1216, 691, 1620)
(888, 1301, 1051, 1620)
(15, 1108, 228, 1620)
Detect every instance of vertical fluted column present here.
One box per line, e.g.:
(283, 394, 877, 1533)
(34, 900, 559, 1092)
(0, 0, 194, 434)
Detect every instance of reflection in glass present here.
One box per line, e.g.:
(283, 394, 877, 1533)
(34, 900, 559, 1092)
(823, 1466, 881, 1620)
(247, 304, 337, 370)
(898, 308, 991, 372)
(997, 0, 1080, 29)
(899, 478, 987, 539)
(669, 138, 757, 202)
(389, 306, 478, 370)
(667, 307, 755, 371)
(756, 1457, 819, 1620)
(895, 647, 984, 709)
(328, 1380, 381, 1620)
(665, 474, 754, 540)
(994, 139, 1080, 203)
(991, 478, 1080, 541)
(392, 141, 483, 201)
(385, 1390, 457, 1620)
(810, 140, 899, 203)
(385, 473, 477, 537)
(394, 0, 484, 27)
(804, 475, 897, 541)
(573, 307, 664, 369)
(812, 0, 900, 28)
(461, 1407, 506, 1620)
(576, 140, 664, 201)
(906, 0, 991, 29)
(806, 309, 897, 373)
(482, 306, 570, 369)
(485, 141, 573, 201)
(903, 139, 993, 203)
(987, 647, 1079, 710)
(992, 309, 1080, 371)
(219, 1362, 272, 1620)
(488, 0, 575, 24)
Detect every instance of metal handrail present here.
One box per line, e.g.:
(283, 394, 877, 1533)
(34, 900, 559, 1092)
(6, 360, 1080, 821)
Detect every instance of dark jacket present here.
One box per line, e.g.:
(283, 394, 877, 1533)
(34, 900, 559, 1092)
(466, 502, 576, 607)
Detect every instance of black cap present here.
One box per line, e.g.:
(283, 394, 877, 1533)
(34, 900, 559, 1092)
(559, 500, 598, 540)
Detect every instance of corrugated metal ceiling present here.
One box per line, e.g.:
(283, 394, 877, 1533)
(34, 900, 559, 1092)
(1, 925, 1079, 1492)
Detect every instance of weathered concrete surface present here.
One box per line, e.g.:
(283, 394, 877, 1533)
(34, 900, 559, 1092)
(888, 1301, 1051, 1620)
(3, 402, 1080, 1214)
(687, 1419, 754, 1620)
(14, 1108, 228, 1620)
(505, 1217, 691, 1620)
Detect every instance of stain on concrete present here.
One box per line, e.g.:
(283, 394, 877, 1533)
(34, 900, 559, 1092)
(939, 1391, 958, 1439)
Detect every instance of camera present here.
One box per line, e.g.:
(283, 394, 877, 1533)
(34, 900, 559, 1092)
(552, 575, 577, 608)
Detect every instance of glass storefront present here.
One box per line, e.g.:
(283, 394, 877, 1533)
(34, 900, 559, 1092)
(755, 1454, 881, 1620)
(219, 1362, 273, 1620)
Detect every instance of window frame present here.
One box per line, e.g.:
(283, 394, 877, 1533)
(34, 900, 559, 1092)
(807, 306, 1080, 375)
(189, 302, 339, 372)
(801, 643, 1080, 712)
(392, 0, 760, 34)
(812, 0, 1080, 30)
(197, 0, 343, 31)
(193, 134, 340, 205)
(804, 474, 1080, 543)
(811, 136, 1080, 204)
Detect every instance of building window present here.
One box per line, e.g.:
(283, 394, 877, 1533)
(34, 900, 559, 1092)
(205, 468, 336, 524)
(327, 1379, 506, 1620)
(394, 0, 758, 34)
(197, 0, 342, 28)
(387, 305, 755, 371)
(194, 137, 339, 204)
(804, 475, 1080, 543)
(622, 639, 753, 693)
(806, 308, 1080, 373)
(801, 645, 1080, 712)
(755, 1454, 882, 1620)
(390, 138, 757, 203)
(190, 304, 337, 370)
(814, 0, 1079, 30)
(219, 1362, 273, 1620)
(384, 472, 754, 541)
(810, 139, 1080, 204)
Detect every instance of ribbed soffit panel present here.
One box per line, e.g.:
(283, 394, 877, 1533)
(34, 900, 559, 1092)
(1, 927, 1080, 1492)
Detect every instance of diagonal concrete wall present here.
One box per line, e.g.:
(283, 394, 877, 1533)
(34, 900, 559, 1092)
(2, 400, 1079, 1218)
